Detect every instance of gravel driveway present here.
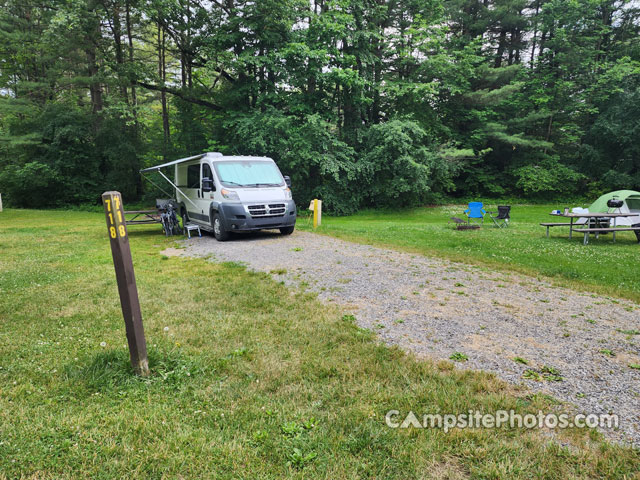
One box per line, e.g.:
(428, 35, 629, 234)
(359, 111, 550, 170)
(168, 230, 640, 446)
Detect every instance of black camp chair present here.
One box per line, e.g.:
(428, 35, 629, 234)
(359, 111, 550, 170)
(489, 205, 511, 228)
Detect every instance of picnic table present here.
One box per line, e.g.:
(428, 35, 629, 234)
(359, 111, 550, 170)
(541, 212, 640, 245)
(124, 209, 162, 226)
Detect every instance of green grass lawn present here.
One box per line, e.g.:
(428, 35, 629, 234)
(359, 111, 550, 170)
(1, 209, 639, 478)
(299, 204, 640, 303)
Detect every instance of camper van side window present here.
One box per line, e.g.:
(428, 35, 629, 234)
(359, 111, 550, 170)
(187, 165, 200, 189)
(202, 163, 213, 183)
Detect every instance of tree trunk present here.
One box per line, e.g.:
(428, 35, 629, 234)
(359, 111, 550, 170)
(158, 24, 170, 159)
(111, 2, 129, 103)
(87, 47, 103, 114)
(530, 0, 541, 68)
(125, 0, 137, 113)
(545, 112, 554, 144)
(495, 30, 507, 68)
(85, 2, 103, 118)
(538, 29, 548, 62)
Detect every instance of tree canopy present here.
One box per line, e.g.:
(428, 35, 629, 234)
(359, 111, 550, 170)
(1, 0, 639, 211)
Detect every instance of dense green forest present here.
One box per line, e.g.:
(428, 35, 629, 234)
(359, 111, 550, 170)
(0, 0, 639, 212)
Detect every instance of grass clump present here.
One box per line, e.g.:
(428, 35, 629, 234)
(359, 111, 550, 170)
(449, 352, 468, 362)
(523, 366, 563, 382)
(65, 346, 204, 393)
(617, 329, 639, 335)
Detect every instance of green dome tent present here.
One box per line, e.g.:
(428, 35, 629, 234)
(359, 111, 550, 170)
(587, 190, 640, 226)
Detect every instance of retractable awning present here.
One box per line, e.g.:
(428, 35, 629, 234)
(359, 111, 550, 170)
(139, 153, 209, 173)
(139, 153, 219, 209)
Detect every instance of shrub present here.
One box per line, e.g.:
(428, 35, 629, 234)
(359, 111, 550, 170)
(512, 157, 585, 197)
(360, 119, 458, 207)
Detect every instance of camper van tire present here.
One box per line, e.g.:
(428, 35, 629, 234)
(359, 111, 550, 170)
(280, 226, 295, 235)
(212, 213, 230, 241)
(180, 208, 189, 226)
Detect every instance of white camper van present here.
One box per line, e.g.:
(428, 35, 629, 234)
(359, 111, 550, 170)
(141, 152, 296, 241)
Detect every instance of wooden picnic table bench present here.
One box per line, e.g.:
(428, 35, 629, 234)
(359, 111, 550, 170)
(572, 226, 640, 245)
(540, 222, 573, 237)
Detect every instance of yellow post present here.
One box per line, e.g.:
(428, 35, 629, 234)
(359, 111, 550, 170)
(313, 199, 319, 228)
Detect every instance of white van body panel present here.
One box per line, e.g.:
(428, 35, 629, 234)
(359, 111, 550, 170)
(234, 188, 287, 203)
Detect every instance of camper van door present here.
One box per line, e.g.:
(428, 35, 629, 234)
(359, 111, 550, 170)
(182, 160, 209, 224)
(197, 162, 215, 220)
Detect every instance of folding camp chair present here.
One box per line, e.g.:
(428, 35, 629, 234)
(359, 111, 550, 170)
(464, 202, 486, 225)
(489, 205, 511, 228)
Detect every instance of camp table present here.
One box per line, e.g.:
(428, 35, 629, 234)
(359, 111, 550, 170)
(547, 212, 640, 244)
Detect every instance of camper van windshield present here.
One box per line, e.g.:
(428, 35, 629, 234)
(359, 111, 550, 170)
(214, 161, 284, 187)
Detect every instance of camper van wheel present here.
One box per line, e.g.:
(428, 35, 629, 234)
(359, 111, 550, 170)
(280, 226, 295, 235)
(212, 213, 230, 241)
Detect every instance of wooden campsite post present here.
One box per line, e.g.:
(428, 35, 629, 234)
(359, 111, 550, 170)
(102, 191, 150, 376)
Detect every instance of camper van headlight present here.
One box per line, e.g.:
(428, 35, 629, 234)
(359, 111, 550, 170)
(284, 188, 292, 200)
(221, 188, 239, 200)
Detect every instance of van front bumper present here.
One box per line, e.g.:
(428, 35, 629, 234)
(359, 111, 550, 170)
(218, 201, 297, 231)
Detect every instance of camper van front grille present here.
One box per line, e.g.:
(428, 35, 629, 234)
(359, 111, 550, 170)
(247, 204, 286, 217)
(268, 204, 286, 215)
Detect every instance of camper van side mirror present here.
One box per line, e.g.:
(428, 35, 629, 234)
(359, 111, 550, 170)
(284, 176, 291, 188)
(202, 177, 214, 192)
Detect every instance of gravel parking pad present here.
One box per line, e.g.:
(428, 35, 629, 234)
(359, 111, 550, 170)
(170, 230, 640, 446)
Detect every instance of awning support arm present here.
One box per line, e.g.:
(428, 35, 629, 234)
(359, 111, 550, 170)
(157, 170, 199, 209)
(141, 172, 174, 199)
